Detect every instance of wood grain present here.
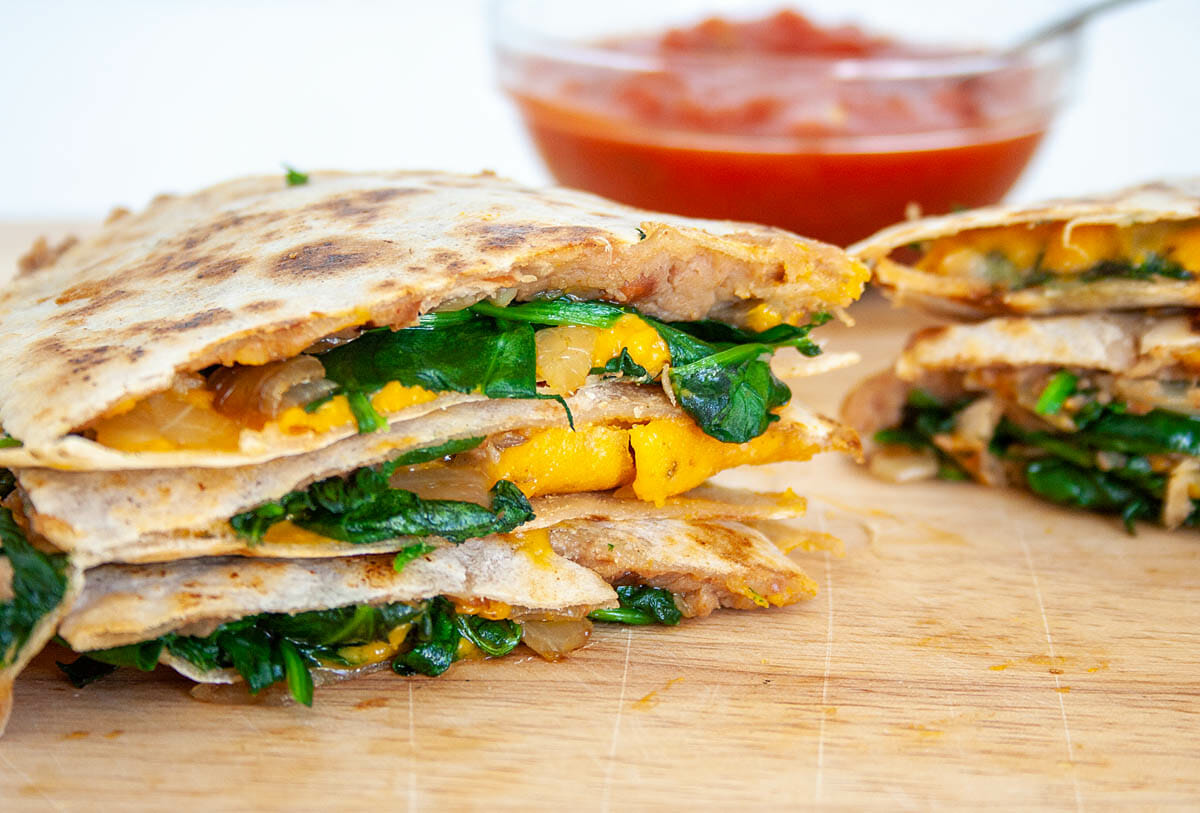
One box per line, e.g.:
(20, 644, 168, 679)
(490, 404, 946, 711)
(1, 224, 1198, 811)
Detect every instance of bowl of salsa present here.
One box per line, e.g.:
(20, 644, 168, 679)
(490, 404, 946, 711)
(491, 2, 1080, 246)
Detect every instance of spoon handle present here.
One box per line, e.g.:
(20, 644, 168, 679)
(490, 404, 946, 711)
(1008, 0, 1151, 54)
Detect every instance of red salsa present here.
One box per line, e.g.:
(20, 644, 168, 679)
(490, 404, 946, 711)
(505, 10, 1051, 246)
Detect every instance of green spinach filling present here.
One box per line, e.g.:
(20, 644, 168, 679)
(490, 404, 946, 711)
(988, 252, 1193, 291)
(0, 501, 69, 668)
(875, 376, 1200, 531)
(314, 297, 828, 445)
(588, 585, 682, 626)
(59, 597, 524, 707)
(60, 584, 686, 705)
(229, 437, 534, 570)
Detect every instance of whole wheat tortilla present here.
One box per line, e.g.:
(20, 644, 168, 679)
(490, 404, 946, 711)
(17, 383, 857, 565)
(849, 179, 1200, 317)
(892, 313, 1200, 381)
(57, 536, 618, 653)
(548, 518, 818, 615)
(0, 170, 867, 470)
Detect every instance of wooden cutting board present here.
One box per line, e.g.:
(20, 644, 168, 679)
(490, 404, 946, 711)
(1, 223, 1198, 811)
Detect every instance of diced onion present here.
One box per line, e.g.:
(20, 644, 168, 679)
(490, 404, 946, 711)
(535, 325, 599, 395)
(209, 356, 335, 426)
(520, 618, 593, 661)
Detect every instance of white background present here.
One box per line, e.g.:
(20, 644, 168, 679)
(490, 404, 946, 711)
(1, 0, 1196, 220)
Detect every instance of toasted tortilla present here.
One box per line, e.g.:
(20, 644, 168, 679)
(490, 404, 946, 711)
(894, 313, 1200, 381)
(548, 518, 818, 616)
(850, 180, 1200, 317)
(0, 170, 867, 470)
(57, 537, 617, 653)
(52, 514, 819, 694)
(16, 383, 856, 565)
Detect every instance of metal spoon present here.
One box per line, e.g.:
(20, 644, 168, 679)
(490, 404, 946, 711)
(1005, 0, 1153, 54)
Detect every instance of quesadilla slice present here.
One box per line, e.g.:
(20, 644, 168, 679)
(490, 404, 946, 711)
(843, 312, 1200, 531)
(851, 180, 1200, 317)
(2, 170, 866, 470)
(49, 513, 817, 707)
(14, 382, 857, 567)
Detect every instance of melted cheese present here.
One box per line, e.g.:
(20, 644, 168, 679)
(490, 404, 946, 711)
(487, 418, 822, 506)
(1042, 224, 1122, 273)
(333, 623, 413, 667)
(508, 528, 556, 569)
(918, 225, 1051, 277)
(485, 424, 635, 498)
(591, 314, 670, 377)
(260, 521, 340, 546)
(275, 381, 437, 435)
(627, 419, 822, 505)
(1168, 223, 1200, 272)
(745, 303, 785, 332)
(451, 597, 513, 620)
(920, 220, 1200, 279)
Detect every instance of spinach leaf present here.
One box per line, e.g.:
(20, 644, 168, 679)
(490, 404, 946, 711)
(1082, 253, 1193, 282)
(1076, 408, 1200, 457)
(1023, 458, 1156, 532)
(0, 435, 21, 449)
(670, 347, 792, 443)
(0, 506, 69, 667)
(68, 599, 523, 701)
(590, 349, 651, 383)
(453, 614, 522, 657)
(589, 585, 682, 626)
(56, 656, 118, 688)
(470, 298, 626, 328)
(320, 317, 537, 403)
(230, 441, 532, 551)
(871, 389, 976, 480)
(1035, 371, 1077, 416)
(277, 639, 314, 707)
(283, 165, 309, 186)
(393, 597, 460, 677)
(85, 639, 165, 671)
(392, 542, 436, 572)
(652, 314, 829, 443)
(294, 479, 534, 545)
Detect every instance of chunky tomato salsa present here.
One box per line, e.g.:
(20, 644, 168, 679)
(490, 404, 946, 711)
(505, 10, 1052, 245)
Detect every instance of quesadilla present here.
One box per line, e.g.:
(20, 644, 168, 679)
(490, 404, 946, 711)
(0, 169, 866, 731)
(1, 170, 866, 470)
(48, 512, 819, 708)
(843, 306, 1200, 531)
(851, 180, 1200, 318)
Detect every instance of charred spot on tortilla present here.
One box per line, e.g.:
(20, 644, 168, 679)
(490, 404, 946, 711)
(271, 238, 394, 278)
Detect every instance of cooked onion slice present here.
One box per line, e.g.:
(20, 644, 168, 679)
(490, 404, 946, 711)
(520, 618, 593, 661)
(90, 373, 242, 452)
(209, 356, 336, 427)
(387, 463, 494, 505)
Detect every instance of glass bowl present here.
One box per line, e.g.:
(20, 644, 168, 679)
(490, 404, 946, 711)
(490, 1, 1080, 246)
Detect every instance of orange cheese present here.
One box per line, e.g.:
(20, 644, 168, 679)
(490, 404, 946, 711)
(1042, 224, 1122, 273)
(275, 381, 437, 436)
(590, 314, 670, 377)
(485, 424, 635, 498)
(627, 418, 822, 505)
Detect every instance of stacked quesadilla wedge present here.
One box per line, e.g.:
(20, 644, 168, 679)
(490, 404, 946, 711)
(0, 170, 867, 732)
(844, 180, 1200, 531)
